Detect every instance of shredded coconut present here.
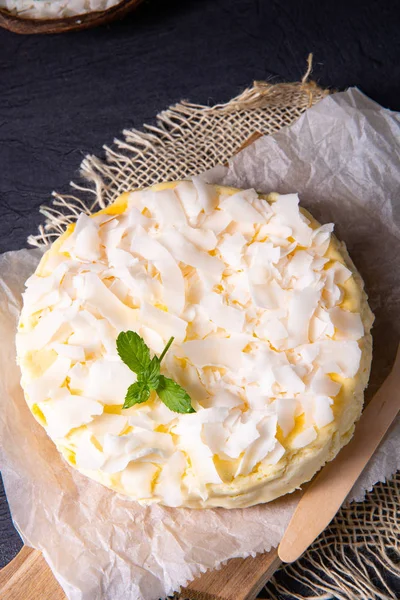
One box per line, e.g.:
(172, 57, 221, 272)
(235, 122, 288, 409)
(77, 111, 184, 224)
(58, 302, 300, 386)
(0, 0, 122, 19)
(17, 181, 365, 507)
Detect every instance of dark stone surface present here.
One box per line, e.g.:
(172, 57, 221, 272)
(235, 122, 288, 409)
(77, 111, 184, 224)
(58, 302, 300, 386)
(0, 0, 399, 591)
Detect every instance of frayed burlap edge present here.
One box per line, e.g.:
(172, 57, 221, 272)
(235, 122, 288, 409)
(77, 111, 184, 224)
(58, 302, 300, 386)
(27, 59, 399, 599)
(28, 55, 326, 247)
(265, 473, 399, 600)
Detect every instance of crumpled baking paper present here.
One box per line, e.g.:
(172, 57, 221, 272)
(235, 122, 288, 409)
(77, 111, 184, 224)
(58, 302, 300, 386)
(0, 87, 399, 600)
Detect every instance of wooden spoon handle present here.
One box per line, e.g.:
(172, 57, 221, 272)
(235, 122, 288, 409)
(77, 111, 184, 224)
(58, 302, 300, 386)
(278, 345, 400, 564)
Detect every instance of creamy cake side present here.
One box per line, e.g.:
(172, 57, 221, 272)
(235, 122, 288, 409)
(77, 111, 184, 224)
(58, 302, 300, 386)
(16, 181, 373, 508)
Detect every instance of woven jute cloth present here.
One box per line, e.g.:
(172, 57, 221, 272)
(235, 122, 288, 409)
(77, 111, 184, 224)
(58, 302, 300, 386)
(29, 74, 399, 599)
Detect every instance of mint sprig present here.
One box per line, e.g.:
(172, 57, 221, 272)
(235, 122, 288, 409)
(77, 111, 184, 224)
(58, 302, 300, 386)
(116, 331, 195, 414)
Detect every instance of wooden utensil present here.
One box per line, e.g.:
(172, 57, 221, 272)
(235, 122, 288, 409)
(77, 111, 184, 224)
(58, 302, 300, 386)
(1, 346, 398, 600)
(279, 344, 400, 564)
(0, 0, 143, 35)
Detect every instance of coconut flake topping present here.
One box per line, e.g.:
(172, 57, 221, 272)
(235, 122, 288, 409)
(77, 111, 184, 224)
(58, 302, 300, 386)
(17, 182, 364, 506)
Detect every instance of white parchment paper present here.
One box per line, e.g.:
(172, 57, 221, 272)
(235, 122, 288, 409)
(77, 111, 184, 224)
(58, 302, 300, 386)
(0, 87, 399, 599)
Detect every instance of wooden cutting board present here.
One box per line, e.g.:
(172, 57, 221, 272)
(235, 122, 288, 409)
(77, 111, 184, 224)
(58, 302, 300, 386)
(0, 545, 281, 600)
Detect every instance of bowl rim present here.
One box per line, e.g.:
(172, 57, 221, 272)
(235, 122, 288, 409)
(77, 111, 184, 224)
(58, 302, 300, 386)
(0, 0, 143, 34)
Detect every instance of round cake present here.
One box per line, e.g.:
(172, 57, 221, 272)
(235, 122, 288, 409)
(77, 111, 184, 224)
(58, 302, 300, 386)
(16, 180, 373, 508)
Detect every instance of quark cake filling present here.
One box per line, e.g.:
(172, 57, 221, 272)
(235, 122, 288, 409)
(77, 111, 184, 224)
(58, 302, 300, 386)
(16, 181, 373, 508)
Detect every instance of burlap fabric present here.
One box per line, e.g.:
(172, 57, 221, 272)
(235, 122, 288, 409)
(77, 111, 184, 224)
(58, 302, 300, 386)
(28, 73, 399, 599)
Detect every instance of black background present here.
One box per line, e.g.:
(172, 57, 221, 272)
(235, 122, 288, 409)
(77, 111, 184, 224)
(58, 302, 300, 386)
(0, 0, 399, 590)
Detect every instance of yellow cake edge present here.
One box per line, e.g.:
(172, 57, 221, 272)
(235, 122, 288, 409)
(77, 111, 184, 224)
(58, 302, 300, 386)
(19, 181, 374, 509)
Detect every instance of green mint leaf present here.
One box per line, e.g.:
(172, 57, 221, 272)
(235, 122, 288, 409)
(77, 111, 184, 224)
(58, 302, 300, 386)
(123, 382, 150, 409)
(117, 331, 150, 374)
(157, 375, 195, 414)
(117, 331, 195, 413)
(138, 355, 160, 390)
